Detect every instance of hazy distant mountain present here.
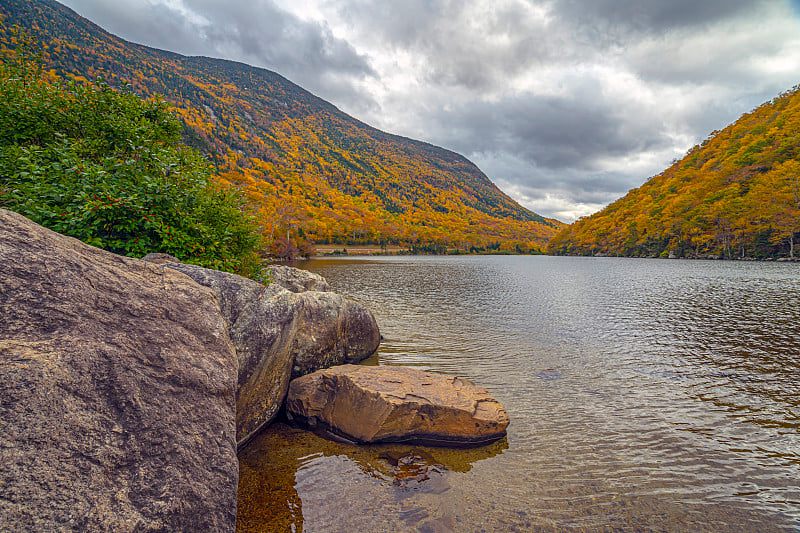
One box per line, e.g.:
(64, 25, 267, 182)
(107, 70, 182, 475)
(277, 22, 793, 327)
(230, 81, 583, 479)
(1, 0, 564, 251)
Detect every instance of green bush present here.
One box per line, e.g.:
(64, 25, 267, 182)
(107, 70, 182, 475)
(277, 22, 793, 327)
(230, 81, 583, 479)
(0, 35, 263, 275)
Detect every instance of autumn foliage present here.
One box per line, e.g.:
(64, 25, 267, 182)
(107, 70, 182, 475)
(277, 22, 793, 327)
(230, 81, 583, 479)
(548, 86, 800, 259)
(0, 0, 564, 254)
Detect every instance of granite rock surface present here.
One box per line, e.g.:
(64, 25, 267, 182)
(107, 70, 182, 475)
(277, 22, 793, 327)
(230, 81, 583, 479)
(0, 209, 239, 532)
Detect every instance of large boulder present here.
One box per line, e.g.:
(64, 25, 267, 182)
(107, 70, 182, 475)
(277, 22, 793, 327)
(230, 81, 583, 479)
(161, 263, 380, 449)
(285, 365, 509, 447)
(0, 209, 238, 532)
(288, 291, 382, 377)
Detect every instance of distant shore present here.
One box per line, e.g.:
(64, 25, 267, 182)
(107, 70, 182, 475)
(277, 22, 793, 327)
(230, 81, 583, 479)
(311, 246, 546, 257)
(310, 247, 800, 260)
(313, 246, 405, 256)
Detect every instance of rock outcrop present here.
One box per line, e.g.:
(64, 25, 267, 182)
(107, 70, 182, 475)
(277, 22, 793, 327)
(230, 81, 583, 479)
(0, 209, 238, 532)
(286, 365, 509, 447)
(268, 264, 330, 293)
(160, 263, 380, 449)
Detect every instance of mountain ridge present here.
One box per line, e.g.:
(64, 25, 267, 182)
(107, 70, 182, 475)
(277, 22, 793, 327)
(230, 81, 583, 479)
(0, 0, 563, 251)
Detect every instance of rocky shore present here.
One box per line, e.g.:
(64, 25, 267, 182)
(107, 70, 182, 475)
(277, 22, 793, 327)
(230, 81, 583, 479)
(0, 209, 508, 531)
(150, 257, 382, 449)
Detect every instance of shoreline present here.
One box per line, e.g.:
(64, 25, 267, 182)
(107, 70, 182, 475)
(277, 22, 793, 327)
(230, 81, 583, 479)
(309, 246, 547, 257)
(307, 247, 800, 261)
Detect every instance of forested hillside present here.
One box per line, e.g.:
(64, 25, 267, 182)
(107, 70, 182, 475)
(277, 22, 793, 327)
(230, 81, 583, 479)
(548, 86, 800, 259)
(0, 34, 263, 274)
(0, 0, 563, 252)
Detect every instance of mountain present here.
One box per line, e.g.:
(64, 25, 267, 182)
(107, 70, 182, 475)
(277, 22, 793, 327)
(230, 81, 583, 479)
(547, 86, 800, 259)
(0, 0, 564, 252)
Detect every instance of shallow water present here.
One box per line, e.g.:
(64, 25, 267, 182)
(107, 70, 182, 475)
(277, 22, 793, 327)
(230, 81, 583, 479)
(238, 256, 800, 532)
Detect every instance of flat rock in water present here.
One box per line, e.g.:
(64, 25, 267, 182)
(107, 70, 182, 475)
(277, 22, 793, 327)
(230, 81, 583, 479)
(286, 365, 509, 447)
(0, 209, 238, 532)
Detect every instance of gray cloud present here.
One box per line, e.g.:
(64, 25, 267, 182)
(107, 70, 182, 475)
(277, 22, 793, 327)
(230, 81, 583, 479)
(60, 0, 376, 103)
(551, 0, 763, 38)
(438, 98, 658, 170)
(330, 0, 559, 91)
(195, 0, 371, 77)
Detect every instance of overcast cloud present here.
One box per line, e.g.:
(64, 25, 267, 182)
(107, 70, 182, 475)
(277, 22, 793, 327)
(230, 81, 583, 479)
(60, 0, 800, 221)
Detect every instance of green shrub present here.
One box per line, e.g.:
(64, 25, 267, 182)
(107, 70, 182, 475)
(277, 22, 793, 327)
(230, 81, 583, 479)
(0, 34, 263, 275)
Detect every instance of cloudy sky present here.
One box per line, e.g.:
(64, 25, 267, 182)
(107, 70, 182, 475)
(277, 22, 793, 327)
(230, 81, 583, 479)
(60, 0, 800, 221)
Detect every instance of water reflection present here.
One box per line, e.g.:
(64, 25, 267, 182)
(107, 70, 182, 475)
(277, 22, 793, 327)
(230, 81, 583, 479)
(237, 423, 507, 532)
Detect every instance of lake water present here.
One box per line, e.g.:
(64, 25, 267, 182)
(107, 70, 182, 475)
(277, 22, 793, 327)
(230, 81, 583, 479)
(237, 256, 800, 532)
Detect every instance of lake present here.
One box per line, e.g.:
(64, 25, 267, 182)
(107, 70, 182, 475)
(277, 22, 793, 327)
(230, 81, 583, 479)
(237, 256, 800, 532)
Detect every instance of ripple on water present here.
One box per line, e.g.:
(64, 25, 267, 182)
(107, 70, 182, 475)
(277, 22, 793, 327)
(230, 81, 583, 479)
(238, 256, 800, 532)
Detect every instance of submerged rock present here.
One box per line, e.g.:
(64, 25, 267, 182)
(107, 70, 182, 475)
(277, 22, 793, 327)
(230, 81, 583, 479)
(0, 209, 238, 532)
(286, 365, 509, 447)
(378, 449, 449, 491)
(161, 263, 380, 448)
